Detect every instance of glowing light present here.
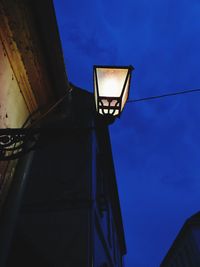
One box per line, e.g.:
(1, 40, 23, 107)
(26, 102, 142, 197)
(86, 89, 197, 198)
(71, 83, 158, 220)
(96, 68, 128, 98)
(94, 65, 133, 118)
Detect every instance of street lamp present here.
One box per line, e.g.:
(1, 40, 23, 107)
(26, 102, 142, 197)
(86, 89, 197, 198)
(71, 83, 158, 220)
(94, 65, 134, 117)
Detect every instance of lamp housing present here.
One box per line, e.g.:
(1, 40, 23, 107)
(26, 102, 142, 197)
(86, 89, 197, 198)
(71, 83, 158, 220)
(94, 65, 134, 117)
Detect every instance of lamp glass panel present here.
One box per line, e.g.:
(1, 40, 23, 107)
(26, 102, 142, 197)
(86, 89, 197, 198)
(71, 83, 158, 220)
(121, 74, 130, 111)
(94, 72, 98, 109)
(96, 68, 129, 97)
(114, 110, 120, 116)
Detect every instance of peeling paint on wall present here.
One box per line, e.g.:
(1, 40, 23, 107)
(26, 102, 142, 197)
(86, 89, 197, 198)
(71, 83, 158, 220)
(0, 40, 29, 128)
(0, 34, 30, 209)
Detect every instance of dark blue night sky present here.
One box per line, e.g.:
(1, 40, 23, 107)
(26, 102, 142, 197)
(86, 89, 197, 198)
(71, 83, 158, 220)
(54, 1, 200, 266)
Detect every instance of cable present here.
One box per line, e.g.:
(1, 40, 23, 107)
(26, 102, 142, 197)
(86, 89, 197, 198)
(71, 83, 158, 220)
(21, 108, 41, 128)
(127, 88, 200, 103)
(0, 92, 69, 161)
(27, 91, 69, 129)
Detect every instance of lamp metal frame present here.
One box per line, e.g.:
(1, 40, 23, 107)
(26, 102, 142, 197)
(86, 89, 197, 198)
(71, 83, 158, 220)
(94, 65, 134, 117)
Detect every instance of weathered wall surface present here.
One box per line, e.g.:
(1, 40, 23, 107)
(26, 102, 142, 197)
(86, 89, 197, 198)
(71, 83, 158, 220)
(0, 0, 59, 209)
(0, 27, 31, 209)
(0, 40, 30, 128)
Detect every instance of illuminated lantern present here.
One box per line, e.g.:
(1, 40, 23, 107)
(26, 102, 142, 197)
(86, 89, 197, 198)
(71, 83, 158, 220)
(94, 65, 134, 117)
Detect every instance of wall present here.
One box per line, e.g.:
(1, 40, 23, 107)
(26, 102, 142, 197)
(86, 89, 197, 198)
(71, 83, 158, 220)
(0, 0, 57, 210)
(7, 124, 92, 267)
(0, 33, 31, 209)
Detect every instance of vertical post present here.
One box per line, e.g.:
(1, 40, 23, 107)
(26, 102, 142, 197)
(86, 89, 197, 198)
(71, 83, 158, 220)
(0, 151, 34, 267)
(88, 124, 97, 267)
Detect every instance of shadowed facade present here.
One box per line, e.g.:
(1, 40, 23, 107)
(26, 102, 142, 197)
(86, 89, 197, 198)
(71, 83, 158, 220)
(160, 212, 200, 267)
(0, 1, 126, 267)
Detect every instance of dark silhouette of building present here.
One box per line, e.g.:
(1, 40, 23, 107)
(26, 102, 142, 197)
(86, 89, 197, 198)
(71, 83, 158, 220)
(160, 212, 200, 267)
(0, 1, 126, 267)
(6, 87, 126, 267)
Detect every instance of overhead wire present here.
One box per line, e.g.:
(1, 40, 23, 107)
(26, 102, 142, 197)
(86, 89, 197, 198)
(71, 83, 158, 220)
(127, 88, 200, 103)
